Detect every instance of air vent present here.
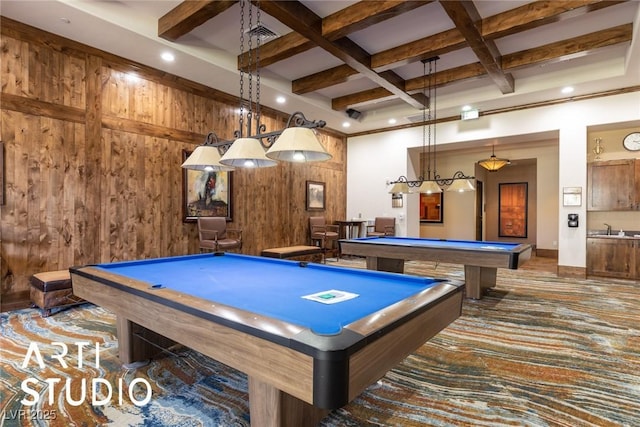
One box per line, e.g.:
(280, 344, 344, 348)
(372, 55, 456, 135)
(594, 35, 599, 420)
(245, 25, 279, 40)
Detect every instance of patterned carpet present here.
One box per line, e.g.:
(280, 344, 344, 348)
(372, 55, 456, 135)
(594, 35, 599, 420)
(1, 257, 639, 426)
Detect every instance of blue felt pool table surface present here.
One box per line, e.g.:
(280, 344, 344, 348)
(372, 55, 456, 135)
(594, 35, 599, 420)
(92, 252, 447, 336)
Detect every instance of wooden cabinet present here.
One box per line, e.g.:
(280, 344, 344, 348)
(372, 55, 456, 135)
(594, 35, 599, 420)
(587, 159, 640, 211)
(586, 237, 638, 279)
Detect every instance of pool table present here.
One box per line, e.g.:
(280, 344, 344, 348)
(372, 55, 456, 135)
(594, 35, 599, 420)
(70, 252, 463, 427)
(339, 236, 532, 299)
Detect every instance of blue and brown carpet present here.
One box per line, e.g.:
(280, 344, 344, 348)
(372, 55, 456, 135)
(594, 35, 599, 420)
(1, 258, 639, 426)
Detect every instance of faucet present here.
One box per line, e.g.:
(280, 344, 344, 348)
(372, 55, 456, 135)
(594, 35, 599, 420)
(604, 223, 612, 235)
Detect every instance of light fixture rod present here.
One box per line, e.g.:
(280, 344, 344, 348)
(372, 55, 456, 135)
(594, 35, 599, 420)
(389, 171, 475, 188)
(201, 111, 326, 151)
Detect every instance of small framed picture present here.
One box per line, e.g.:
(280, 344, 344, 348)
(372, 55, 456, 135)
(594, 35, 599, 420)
(562, 187, 582, 207)
(306, 180, 325, 211)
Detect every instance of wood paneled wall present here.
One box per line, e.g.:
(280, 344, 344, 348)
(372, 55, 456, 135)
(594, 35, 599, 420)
(0, 17, 347, 310)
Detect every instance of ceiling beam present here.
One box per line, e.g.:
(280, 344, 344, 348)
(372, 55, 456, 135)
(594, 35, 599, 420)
(373, 0, 620, 72)
(335, 25, 632, 110)
(502, 23, 633, 70)
(241, 1, 429, 75)
(439, 1, 515, 94)
(481, 0, 627, 39)
(404, 25, 632, 91)
(293, 65, 359, 95)
(322, 0, 431, 40)
(239, 32, 314, 69)
(259, 0, 427, 109)
(158, 1, 237, 41)
(332, 63, 487, 111)
(294, 0, 618, 96)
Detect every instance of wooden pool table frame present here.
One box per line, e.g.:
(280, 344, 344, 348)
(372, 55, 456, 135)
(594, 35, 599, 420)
(71, 262, 463, 427)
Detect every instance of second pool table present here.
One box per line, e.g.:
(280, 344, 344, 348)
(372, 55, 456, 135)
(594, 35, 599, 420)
(70, 252, 464, 427)
(340, 236, 532, 299)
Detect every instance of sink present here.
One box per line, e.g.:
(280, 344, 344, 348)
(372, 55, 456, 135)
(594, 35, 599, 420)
(588, 230, 640, 239)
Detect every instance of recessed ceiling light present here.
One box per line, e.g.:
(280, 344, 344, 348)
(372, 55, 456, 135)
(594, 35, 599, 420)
(461, 105, 472, 112)
(276, 96, 286, 104)
(342, 122, 351, 128)
(161, 52, 175, 62)
(561, 86, 574, 94)
(388, 118, 397, 125)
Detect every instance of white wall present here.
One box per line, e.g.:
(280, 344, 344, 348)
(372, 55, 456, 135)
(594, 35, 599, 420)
(346, 92, 640, 268)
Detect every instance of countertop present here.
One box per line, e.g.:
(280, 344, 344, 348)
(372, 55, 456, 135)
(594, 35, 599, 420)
(588, 230, 640, 240)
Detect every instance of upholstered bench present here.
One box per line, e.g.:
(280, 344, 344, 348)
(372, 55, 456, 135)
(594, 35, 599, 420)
(261, 245, 324, 262)
(30, 269, 85, 317)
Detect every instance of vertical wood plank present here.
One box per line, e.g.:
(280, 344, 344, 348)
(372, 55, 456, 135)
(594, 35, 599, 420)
(85, 55, 102, 263)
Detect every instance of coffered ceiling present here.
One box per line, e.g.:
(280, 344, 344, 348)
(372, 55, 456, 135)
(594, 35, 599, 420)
(1, 1, 639, 135)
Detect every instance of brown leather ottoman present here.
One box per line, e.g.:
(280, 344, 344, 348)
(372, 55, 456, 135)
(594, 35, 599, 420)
(30, 270, 85, 317)
(261, 245, 324, 262)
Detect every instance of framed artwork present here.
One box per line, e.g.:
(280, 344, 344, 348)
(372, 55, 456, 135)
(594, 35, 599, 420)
(182, 150, 233, 222)
(499, 182, 528, 238)
(419, 192, 443, 223)
(306, 180, 325, 211)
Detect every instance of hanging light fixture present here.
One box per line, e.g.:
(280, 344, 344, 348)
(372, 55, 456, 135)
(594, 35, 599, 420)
(478, 145, 510, 172)
(388, 57, 474, 194)
(183, 0, 330, 171)
(181, 132, 234, 171)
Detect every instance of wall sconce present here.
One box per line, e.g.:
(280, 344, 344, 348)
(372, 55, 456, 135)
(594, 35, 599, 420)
(593, 138, 604, 160)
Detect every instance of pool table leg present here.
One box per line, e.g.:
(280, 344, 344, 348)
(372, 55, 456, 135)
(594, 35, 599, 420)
(464, 266, 497, 299)
(116, 317, 175, 366)
(248, 376, 329, 427)
(366, 256, 404, 273)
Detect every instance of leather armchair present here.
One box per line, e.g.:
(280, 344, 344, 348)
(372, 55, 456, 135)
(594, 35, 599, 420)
(197, 217, 242, 252)
(309, 216, 339, 259)
(366, 217, 396, 237)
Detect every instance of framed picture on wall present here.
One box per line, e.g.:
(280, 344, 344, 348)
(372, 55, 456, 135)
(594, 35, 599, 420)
(306, 180, 325, 211)
(419, 192, 443, 223)
(182, 150, 233, 222)
(499, 182, 527, 238)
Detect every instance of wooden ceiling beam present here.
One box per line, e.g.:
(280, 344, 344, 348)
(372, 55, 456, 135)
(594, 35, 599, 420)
(158, 1, 236, 41)
(340, 25, 632, 110)
(371, 0, 621, 72)
(243, 1, 428, 75)
(322, 0, 431, 40)
(332, 88, 395, 111)
(502, 23, 633, 70)
(239, 32, 314, 69)
(481, 0, 627, 39)
(292, 64, 359, 94)
(260, 0, 427, 109)
(439, 1, 514, 94)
